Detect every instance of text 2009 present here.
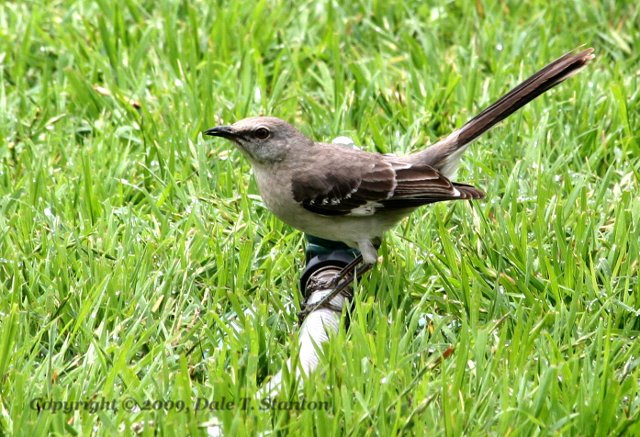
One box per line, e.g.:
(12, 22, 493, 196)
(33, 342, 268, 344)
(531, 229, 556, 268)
(121, 398, 188, 412)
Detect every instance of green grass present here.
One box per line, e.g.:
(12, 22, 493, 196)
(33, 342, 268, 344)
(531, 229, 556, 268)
(1, 0, 639, 435)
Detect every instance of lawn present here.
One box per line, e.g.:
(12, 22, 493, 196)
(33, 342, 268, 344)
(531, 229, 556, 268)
(0, 0, 638, 435)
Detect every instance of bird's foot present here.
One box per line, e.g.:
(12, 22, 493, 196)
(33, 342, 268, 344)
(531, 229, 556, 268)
(298, 256, 372, 322)
(327, 254, 364, 287)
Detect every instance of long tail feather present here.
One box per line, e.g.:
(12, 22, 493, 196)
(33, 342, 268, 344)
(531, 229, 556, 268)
(411, 48, 595, 177)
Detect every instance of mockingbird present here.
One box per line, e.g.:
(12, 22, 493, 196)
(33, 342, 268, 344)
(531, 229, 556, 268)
(205, 48, 594, 308)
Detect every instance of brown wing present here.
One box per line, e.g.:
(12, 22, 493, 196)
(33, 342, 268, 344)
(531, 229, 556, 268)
(291, 157, 484, 217)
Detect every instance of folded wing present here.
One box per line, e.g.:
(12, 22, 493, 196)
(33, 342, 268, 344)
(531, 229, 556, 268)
(291, 156, 484, 217)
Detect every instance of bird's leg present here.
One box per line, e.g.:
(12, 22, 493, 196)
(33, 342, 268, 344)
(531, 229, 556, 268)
(328, 254, 364, 287)
(298, 240, 379, 321)
(298, 259, 372, 321)
(301, 253, 363, 292)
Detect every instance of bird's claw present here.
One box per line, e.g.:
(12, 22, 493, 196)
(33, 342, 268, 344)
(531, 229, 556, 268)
(298, 257, 372, 323)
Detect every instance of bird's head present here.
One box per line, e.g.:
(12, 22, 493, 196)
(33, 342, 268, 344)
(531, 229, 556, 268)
(204, 116, 313, 165)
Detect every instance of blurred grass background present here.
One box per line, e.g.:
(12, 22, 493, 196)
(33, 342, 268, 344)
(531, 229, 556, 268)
(0, 0, 638, 435)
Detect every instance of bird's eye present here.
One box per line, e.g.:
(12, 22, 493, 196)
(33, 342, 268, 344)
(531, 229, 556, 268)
(255, 127, 270, 140)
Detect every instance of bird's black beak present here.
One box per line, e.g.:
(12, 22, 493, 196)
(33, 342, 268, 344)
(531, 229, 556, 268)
(203, 125, 236, 139)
